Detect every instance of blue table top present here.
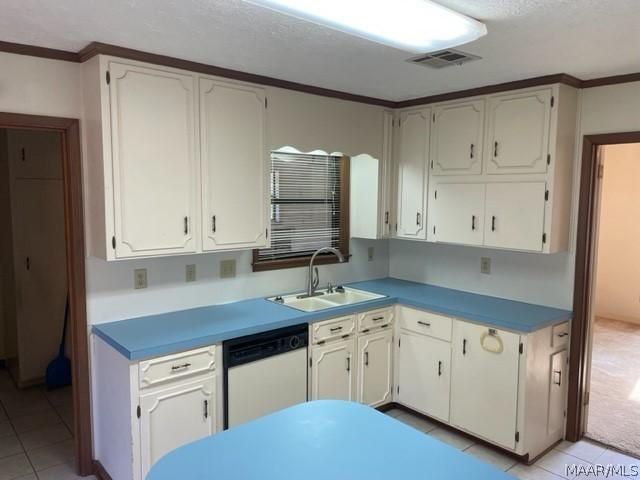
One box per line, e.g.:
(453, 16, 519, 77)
(93, 277, 571, 360)
(146, 400, 515, 480)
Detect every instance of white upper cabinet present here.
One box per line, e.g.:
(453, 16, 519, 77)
(396, 108, 430, 239)
(108, 62, 198, 258)
(431, 100, 484, 176)
(432, 183, 485, 246)
(486, 89, 552, 175)
(199, 78, 268, 251)
(484, 182, 547, 251)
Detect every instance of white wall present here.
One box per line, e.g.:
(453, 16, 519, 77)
(593, 144, 640, 324)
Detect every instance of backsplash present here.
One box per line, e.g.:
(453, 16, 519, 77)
(86, 238, 389, 324)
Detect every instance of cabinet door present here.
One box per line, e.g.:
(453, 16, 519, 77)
(431, 100, 484, 176)
(486, 89, 552, 175)
(357, 329, 393, 407)
(108, 62, 198, 258)
(7, 130, 63, 180)
(548, 350, 568, 436)
(310, 339, 356, 401)
(450, 321, 521, 449)
(396, 109, 429, 239)
(484, 182, 546, 251)
(397, 332, 451, 422)
(200, 79, 268, 251)
(140, 375, 216, 477)
(433, 183, 485, 246)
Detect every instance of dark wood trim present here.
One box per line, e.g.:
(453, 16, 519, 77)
(0, 113, 92, 476)
(4, 38, 640, 107)
(0, 40, 79, 62)
(93, 460, 113, 480)
(582, 72, 640, 89)
(77, 42, 395, 108)
(396, 73, 582, 108)
(252, 156, 350, 273)
(566, 131, 640, 441)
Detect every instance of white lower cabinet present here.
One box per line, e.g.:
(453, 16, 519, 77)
(139, 375, 216, 476)
(310, 338, 356, 401)
(397, 331, 451, 422)
(450, 321, 521, 449)
(357, 329, 393, 407)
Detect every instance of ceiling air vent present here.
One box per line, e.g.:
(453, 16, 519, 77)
(407, 49, 481, 69)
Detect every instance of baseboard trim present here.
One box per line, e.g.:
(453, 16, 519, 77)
(93, 460, 113, 480)
(380, 402, 530, 465)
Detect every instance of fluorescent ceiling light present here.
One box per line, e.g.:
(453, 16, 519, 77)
(244, 0, 487, 53)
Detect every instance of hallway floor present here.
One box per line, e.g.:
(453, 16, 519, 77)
(0, 369, 91, 480)
(586, 317, 640, 458)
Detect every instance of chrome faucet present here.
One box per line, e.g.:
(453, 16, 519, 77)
(303, 247, 345, 298)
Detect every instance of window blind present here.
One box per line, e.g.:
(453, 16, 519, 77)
(258, 151, 343, 261)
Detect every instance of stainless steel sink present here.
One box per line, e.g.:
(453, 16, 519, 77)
(267, 287, 386, 312)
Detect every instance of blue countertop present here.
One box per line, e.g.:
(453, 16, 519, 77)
(92, 277, 571, 361)
(146, 400, 515, 480)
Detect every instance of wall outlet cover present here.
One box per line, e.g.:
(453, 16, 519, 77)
(367, 246, 375, 262)
(186, 264, 196, 282)
(480, 257, 491, 275)
(220, 259, 236, 278)
(134, 268, 148, 289)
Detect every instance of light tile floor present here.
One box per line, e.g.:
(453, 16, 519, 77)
(385, 408, 640, 479)
(0, 369, 96, 480)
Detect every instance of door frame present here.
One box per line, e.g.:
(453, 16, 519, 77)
(0, 112, 92, 475)
(565, 130, 640, 441)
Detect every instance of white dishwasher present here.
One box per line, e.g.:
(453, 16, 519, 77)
(223, 324, 308, 428)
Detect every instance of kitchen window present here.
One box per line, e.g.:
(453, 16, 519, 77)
(252, 150, 350, 272)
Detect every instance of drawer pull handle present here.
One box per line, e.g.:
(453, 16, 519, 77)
(491, 216, 496, 232)
(471, 215, 476, 231)
(171, 363, 192, 371)
(372, 316, 385, 322)
(463, 339, 467, 355)
(346, 356, 351, 372)
(365, 351, 369, 367)
(417, 321, 431, 327)
(553, 370, 562, 386)
(557, 332, 569, 338)
(204, 399, 209, 419)
(330, 326, 343, 332)
(470, 143, 475, 159)
(438, 360, 442, 377)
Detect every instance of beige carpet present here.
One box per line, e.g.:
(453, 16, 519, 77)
(586, 317, 640, 458)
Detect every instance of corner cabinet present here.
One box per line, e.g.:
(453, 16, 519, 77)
(82, 55, 269, 260)
(199, 78, 268, 251)
(387, 83, 578, 253)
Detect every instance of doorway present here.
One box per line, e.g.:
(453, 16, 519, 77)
(567, 132, 640, 456)
(0, 113, 91, 476)
(585, 143, 640, 457)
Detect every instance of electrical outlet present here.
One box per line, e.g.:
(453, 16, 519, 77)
(220, 259, 236, 278)
(367, 246, 375, 262)
(186, 264, 196, 282)
(134, 268, 147, 289)
(480, 257, 491, 275)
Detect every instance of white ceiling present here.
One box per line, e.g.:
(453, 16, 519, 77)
(2, 0, 640, 101)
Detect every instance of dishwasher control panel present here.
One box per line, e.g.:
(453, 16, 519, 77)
(224, 324, 308, 368)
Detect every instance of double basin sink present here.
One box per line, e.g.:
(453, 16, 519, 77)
(267, 287, 386, 312)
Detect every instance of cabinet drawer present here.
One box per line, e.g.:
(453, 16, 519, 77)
(311, 315, 356, 344)
(139, 346, 216, 389)
(397, 307, 452, 342)
(551, 322, 570, 348)
(358, 308, 393, 332)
